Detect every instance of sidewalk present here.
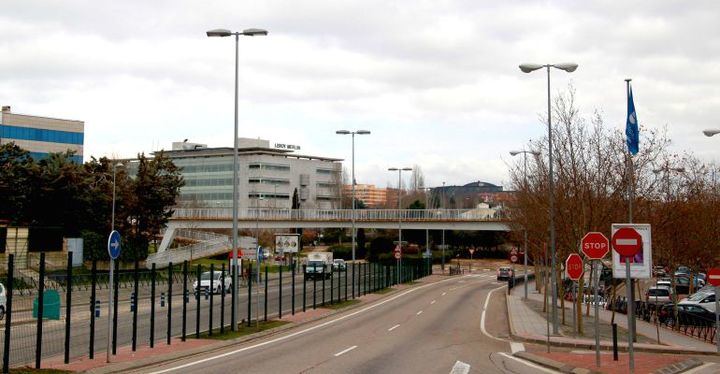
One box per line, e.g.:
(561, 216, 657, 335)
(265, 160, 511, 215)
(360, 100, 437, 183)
(506, 282, 718, 354)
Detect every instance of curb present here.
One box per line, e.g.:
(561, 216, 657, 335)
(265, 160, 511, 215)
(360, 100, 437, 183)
(513, 351, 601, 374)
(653, 357, 703, 374)
(85, 275, 448, 373)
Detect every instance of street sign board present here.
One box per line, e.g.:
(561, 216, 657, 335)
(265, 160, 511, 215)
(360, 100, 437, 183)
(581, 232, 609, 260)
(565, 253, 583, 281)
(469, 248, 475, 255)
(610, 224, 652, 279)
(707, 268, 720, 287)
(107, 230, 121, 260)
(394, 251, 401, 260)
(275, 234, 300, 254)
(510, 255, 518, 263)
(611, 227, 642, 257)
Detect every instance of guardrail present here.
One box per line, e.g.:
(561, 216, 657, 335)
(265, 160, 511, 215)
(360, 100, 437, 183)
(172, 208, 507, 222)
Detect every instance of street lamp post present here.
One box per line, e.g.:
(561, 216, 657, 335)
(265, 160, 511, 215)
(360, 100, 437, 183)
(389, 167, 412, 282)
(510, 149, 540, 300)
(336, 130, 371, 262)
(207, 27, 267, 331)
(519, 62, 578, 334)
(441, 181, 446, 274)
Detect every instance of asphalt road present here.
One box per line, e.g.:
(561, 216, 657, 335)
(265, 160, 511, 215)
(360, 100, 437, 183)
(136, 271, 555, 374)
(0, 265, 404, 367)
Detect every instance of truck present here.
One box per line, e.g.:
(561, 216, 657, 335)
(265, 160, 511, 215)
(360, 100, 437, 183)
(305, 252, 333, 280)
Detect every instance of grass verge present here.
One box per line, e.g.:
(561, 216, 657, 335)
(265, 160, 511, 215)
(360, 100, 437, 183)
(190, 320, 290, 340)
(373, 287, 394, 294)
(323, 299, 360, 310)
(10, 368, 73, 374)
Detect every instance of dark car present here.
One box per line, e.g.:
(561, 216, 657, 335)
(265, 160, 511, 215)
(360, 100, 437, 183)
(497, 266, 514, 281)
(658, 304, 715, 327)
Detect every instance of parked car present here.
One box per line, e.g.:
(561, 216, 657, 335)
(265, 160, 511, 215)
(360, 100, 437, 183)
(675, 266, 691, 276)
(497, 266, 515, 281)
(193, 271, 232, 294)
(674, 275, 705, 294)
(0, 282, 6, 320)
(656, 280, 672, 290)
(653, 266, 667, 277)
(679, 291, 716, 312)
(658, 304, 716, 327)
(332, 259, 347, 271)
(645, 286, 674, 305)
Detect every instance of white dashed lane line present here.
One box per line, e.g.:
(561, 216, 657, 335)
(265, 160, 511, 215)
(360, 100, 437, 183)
(388, 324, 400, 332)
(334, 345, 358, 357)
(431, 300, 436, 304)
(442, 292, 447, 296)
(416, 310, 423, 316)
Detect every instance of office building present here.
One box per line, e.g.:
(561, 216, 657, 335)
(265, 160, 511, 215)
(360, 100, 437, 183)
(137, 138, 342, 209)
(0, 106, 84, 163)
(343, 184, 389, 208)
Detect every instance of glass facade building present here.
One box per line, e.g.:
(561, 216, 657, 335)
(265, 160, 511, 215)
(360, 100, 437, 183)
(0, 106, 84, 163)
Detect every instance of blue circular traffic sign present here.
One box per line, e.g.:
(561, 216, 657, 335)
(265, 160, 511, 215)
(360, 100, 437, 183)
(108, 230, 121, 260)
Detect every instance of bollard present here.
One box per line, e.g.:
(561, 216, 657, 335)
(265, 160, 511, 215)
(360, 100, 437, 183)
(612, 323, 619, 361)
(161, 292, 166, 307)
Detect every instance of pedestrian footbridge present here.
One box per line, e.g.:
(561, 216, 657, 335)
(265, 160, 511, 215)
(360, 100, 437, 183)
(150, 208, 512, 268)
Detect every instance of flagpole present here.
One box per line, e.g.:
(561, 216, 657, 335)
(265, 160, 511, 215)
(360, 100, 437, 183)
(626, 78, 633, 224)
(625, 78, 638, 354)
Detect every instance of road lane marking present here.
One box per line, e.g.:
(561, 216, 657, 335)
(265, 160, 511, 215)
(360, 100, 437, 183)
(480, 285, 509, 343)
(431, 300, 436, 304)
(497, 352, 558, 373)
(334, 345, 357, 357)
(416, 310, 423, 315)
(147, 274, 469, 373)
(510, 342, 525, 354)
(449, 360, 471, 374)
(442, 292, 447, 296)
(388, 324, 400, 332)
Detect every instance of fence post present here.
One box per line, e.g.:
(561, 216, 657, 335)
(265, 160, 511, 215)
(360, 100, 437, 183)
(303, 265, 307, 312)
(166, 262, 173, 345)
(150, 263, 156, 348)
(279, 263, 283, 319)
(35, 252, 46, 369)
(345, 263, 348, 301)
(2, 254, 15, 374)
(330, 264, 334, 305)
(291, 260, 296, 315)
(220, 263, 225, 334)
(321, 265, 326, 306)
(195, 264, 201, 338)
(208, 264, 214, 336)
(247, 262, 252, 327)
(132, 259, 139, 350)
(351, 262, 355, 299)
(313, 265, 317, 309)
(264, 264, 268, 322)
(89, 259, 97, 359)
(64, 251, 73, 364)
(182, 261, 188, 341)
(112, 260, 119, 355)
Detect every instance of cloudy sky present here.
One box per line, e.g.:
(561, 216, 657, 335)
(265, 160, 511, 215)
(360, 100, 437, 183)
(1, 1, 719, 189)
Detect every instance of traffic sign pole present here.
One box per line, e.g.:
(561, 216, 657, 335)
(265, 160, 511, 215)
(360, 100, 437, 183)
(106, 230, 121, 363)
(594, 259, 601, 367)
(625, 257, 634, 372)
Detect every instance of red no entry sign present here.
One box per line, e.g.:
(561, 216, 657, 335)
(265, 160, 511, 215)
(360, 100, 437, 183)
(611, 227, 643, 257)
(581, 232, 610, 260)
(708, 268, 720, 287)
(565, 253, 584, 281)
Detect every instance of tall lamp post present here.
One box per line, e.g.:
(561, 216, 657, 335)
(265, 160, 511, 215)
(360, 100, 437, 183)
(389, 167, 412, 282)
(441, 181, 446, 273)
(207, 27, 268, 331)
(510, 149, 540, 300)
(336, 130, 371, 262)
(519, 62, 578, 334)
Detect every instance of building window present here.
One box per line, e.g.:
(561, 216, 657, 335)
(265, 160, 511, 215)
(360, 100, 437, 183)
(179, 163, 235, 173)
(248, 163, 290, 171)
(248, 193, 290, 200)
(183, 178, 233, 187)
(316, 168, 336, 175)
(316, 182, 337, 188)
(0, 125, 84, 145)
(248, 178, 290, 185)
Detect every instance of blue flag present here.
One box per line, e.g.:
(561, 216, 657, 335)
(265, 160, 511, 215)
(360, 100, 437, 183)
(626, 84, 639, 155)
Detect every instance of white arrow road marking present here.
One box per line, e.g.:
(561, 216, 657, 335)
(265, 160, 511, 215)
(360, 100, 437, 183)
(388, 324, 400, 332)
(449, 360, 471, 374)
(334, 345, 357, 357)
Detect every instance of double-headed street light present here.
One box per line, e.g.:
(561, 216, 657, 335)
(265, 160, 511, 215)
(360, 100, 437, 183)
(703, 129, 720, 137)
(336, 130, 371, 262)
(207, 26, 268, 332)
(519, 62, 578, 334)
(510, 149, 540, 300)
(389, 167, 412, 282)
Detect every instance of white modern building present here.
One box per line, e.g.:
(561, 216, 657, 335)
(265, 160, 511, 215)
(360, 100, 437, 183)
(154, 138, 343, 209)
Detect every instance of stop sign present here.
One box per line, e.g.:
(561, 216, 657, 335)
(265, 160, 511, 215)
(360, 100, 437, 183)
(565, 253, 584, 281)
(581, 232, 610, 260)
(611, 227, 643, 257)
(707, 268, 720, 287)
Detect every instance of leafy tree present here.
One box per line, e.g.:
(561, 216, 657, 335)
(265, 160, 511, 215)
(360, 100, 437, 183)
(0, 143, 36, 224)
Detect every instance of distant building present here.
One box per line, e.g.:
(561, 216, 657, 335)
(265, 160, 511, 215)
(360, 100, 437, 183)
(129, 138, 343, 209)
(432, 181, 511, 208)
(343, 184, 389, 208)
(0, 106, 84, 163)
